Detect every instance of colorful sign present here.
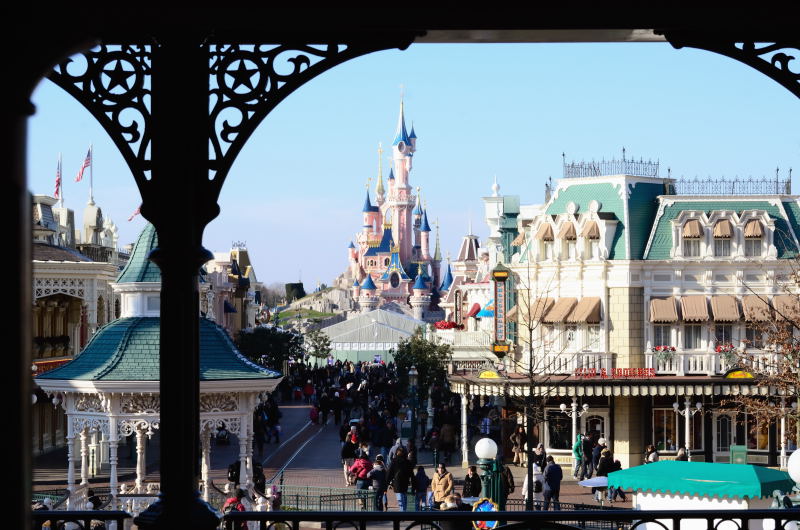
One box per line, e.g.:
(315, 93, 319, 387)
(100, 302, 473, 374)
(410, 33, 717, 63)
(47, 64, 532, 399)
(574, 367, 656, 379)
(471, 497, 499, 529)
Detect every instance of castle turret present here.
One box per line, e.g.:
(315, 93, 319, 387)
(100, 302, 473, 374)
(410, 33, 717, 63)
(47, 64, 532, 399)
(420, 209, 432, 260)
(410, 264, 430, 321)
(409, 122, 417, 152)
(359, 274, 379, 313)
(352, 277, 361, 301)
(362, 189, 380, 237)
(390, 99, 415, 265)
(439, 262, 454, 293)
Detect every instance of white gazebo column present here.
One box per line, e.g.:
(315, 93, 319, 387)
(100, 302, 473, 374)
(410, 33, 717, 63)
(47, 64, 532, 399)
(201, 426, 212, 502)
(239, 414, 250, 487)
(89, 429, 99, 477)
(684, 396, 692, 459)
(570, 398, 579, 447)
(108, 404, 119, 501)
(79, 426, 89, 486)
(461, 392, 469, 468)
(66, 419, 76, 494)
(135, 425, 147, 492)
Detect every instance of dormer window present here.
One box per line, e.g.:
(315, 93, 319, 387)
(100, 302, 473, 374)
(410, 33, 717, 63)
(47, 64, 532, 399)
(713, 219, 732, 257)
(535, 223, 554, 261)
(744, 219, 763, 257)
(558, 223, 577, 260)
(581, 221, 600, 259)
(682, 219, 702, 257)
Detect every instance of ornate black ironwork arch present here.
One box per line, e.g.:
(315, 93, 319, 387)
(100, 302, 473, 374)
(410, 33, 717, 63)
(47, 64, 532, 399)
(664, 33, 800, 99)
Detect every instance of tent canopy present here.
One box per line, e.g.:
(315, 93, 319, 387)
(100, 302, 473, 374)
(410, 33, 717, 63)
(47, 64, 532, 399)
(608, 461, 793, 500)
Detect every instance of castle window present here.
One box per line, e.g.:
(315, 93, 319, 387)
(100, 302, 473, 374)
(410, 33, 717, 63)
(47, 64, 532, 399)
(713, 220, 732, 257)
(682, 219, 702, 257)
(744, 219, 763, 257)
(714, 238, 731, 257)
(653, 324, 671, 347)
(384, 258, 390, 266)
(390, 272, 400, 288)
(684, 324, 701, 349)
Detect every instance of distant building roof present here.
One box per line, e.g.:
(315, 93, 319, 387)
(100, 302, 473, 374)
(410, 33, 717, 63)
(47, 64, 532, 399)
(116, 223, 161, 283)
(322, 309, 424, 344)
(33, 243, 93, 262)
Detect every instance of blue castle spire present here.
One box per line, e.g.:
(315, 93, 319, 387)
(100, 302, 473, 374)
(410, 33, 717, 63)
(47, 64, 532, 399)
(361, 274, 377, 290)
(413, 272, 427, 290)
(420, 210, 431, 232)
(388, 168, 395, 180)
(440, 262, 454, 292)
(393, 100, 410, 146)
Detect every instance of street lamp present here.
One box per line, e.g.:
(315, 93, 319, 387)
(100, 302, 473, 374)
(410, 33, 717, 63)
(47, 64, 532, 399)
(673, 398, 703, 460)
(408, 365, 418, 443)
(475, 437, 499, 501)
(561, 399, 590, 452)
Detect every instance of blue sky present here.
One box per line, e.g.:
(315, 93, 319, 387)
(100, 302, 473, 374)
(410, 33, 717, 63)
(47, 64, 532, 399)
(27, 43, 800, 286)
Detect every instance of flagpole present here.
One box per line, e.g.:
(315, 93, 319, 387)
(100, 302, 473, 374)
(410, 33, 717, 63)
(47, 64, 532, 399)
(58, 152, 63, 207)
(88, 143, 94, 205)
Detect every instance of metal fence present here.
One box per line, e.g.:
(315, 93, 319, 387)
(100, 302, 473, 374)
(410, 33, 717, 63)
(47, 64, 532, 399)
(564, 158, 660, 178)
(673, 175, 792, 195)
(269, 484, 376, 512)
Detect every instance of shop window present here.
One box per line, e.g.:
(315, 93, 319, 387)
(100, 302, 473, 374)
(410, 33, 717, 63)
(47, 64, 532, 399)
(653, 324, 671, 347)
(746, 415, 769, 451)
(542, 241, 553, 260)
(714, 238, 731, 257)
(745, 238, 762, 257)
(567, 241, 577, 260)
(653, 409, 678, 452)
(565, 325, 577, 351)
(684, 324, 701, 350)
(546, 410, 571, 450)
(716, 415, 733, 452)
(683, 239, 700, 257)
(585, 415, 605, 438)
(542, 325, 555, 351)
(587, 325, 600, 351)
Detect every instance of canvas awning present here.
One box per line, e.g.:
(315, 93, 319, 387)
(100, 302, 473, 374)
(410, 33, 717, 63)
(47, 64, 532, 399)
(608, 461, 793, 500)
(535, 223, 554, 241)
(566, 297, 601, 324)
(527, 298, 554, 322)
(467, 303, 481, 318)
(680, 295, 709, 322)
(557, 223, 577, 240)
(581, 221, 600, 239)
(710, 295, 740, 321)
(742, 295, 771, 322)
(650, 297, 679, 323)
(744, 219, 763, 238)
(713, 219, 733, 238)
(543, 298, 577, 323)
(682, 219, 702, 238)
(773, 294, 800, 322)
(511, 232, 526, 246)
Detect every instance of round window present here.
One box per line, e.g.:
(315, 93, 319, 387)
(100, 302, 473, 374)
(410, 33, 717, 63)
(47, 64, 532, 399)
(390, 272, 400, 288)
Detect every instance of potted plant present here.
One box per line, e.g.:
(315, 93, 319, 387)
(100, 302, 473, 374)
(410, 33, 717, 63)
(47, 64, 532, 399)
(651, 345, 677, 363)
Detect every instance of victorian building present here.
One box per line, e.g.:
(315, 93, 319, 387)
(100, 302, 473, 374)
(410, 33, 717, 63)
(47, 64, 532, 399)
(441, 156, 799, 471)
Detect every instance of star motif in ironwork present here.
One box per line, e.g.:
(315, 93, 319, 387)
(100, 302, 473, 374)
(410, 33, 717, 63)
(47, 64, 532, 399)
(226, 60, 258, 91)
(102, 60, 135, 92)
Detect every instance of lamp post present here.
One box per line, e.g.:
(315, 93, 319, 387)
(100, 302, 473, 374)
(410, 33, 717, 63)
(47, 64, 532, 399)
(560, 399, 590, 451)
(408, 365, 418, 444)
(475, 437, 500, 501)
(673, 398, 703, 461)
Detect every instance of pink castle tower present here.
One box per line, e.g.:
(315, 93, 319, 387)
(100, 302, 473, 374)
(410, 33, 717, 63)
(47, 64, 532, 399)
(390, 99, 415, 266)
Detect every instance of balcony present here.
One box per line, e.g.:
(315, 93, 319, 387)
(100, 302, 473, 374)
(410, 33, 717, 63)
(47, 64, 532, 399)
(452, 351, 613, 375)
(645, 350, 783, 376)
(435, 329, 493, 348)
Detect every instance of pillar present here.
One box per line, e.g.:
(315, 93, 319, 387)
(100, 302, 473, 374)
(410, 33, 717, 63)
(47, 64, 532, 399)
(79, 427, 89, 486)
(108, 409, 119, 502)
(66, 429, 76, 494)
(136, 426, 147, 492)
(570, 398, 578, 450)
(239, 417, 249, 488)
(89, 429, 98, 476)
(683, 397, 692, 461)
(461, 392, 469, 468)
(201, 427, 211, 502)
(612, 395, 644, 470)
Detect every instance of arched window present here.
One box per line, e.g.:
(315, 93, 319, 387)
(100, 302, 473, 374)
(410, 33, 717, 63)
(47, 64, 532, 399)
(97, 296, 105, 327)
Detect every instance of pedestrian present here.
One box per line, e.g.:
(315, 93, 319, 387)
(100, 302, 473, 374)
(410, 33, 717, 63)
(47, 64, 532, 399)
(579, 434, 594, 479)
(303, 380, 314, 404)
(438, 495, 468, 530)
(542, 455, 562, 511)
(521, 462, 544, 510)
(222, 489, 247, 529)
(367, 456, 388, 511)
(592, 438, 607, 473)
(500, 463, 515, 503)
(509, 425, 527, 467)
(531, 443, 547, 470)
(594, 448, 613, 503)
(309, 405, 320, 424)
(608, 459, 627, 502)
(675, 446, 688, 461)
(431, 463, 454, 509)
(387, 447, 413, 511)
(341, 436, 358, 486)
(462, 465, 482, 498)
(571, 434, 583, 479)
(412, 465, 431, 511)
(645, 444, 659, 464)
(319, 391, 331, 425)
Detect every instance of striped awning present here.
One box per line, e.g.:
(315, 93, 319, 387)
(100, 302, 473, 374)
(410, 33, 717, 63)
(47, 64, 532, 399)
(650, 297, 679, 323)
(511, 232, 526, 246)
(467, 303, 481, 318)
(680, 295, 709, 322)
(742, 295, 771, 322)
(567, 297, 601, 324)
(710, 295, 740, 321)
(543, 298, 577, 323)
(713, 219, 733, 238)
(558, 223, 577, 240)
(682, 219, 703, 238)
(744, 219, 763, 238)
(773, 295, 800, 322)
(528, 298, 554, 322)
(535, 224, 554, 241)
(581, 221, 600, 239)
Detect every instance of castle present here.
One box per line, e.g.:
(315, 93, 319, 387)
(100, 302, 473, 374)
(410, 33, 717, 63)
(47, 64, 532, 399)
(338, 100, 446, 322)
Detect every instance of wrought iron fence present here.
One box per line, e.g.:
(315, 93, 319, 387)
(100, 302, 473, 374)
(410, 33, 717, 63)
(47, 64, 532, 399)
(221, 509, 800, 530)
(563, 158, 660, 178)
(31, 510, 131, 529)
(267, 484, 376, 511)
(673, 176, 792, 195)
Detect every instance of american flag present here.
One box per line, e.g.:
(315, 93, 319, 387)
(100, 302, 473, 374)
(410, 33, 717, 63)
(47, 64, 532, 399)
(54, 155, 62, 199)
(75, 148, 91, 182)
(128, 203, 142, 222)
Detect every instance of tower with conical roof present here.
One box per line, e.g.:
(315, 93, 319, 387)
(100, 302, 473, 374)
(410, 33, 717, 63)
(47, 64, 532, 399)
(390, 98, 416, 265)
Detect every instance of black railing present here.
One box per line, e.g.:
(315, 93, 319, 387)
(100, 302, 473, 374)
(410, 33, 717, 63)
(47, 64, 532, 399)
(31, 510, 131, 529)
(673, 175, 792, 195)
(564, 158, 660, 178)
(220, 509, 800, 530)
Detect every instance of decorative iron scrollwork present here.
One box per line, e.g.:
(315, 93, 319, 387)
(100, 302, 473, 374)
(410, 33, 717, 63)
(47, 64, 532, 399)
(208, 40, 413, 183)
(665, 34, 799, 99)
(48, 44, 153, 185)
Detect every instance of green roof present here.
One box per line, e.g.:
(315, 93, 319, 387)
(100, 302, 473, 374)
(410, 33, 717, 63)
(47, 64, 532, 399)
(117, 223, 161, 283)
(627, 182, 666, 259)
(37, 317, 280, 381)
(646, 199, 799, 260)
(608, 461, 793, 499)
(546, 182, 627, 258)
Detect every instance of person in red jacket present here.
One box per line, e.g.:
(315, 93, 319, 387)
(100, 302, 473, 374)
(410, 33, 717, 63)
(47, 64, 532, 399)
(349, 454, 374, 491)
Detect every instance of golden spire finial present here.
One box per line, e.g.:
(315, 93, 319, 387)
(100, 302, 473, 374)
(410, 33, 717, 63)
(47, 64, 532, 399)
(365, 177, 371, 190)
(376, 143, 385, 196)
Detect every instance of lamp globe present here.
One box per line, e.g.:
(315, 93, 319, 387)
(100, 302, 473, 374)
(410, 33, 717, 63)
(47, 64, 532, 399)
(788, 448, 800, 484)
(475, 437, 498, 460)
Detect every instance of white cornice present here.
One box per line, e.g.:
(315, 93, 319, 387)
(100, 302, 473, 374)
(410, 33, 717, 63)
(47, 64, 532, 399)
(37, 377, 283, 395)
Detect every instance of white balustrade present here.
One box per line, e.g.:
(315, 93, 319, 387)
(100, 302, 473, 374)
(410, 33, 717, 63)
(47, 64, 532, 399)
(645, 351, 783, 376)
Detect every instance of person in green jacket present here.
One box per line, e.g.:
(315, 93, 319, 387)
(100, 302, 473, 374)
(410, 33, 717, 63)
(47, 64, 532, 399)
(571, 434, 583, 479)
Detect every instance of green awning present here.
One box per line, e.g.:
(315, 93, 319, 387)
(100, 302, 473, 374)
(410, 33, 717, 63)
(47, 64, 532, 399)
(608, 461, 793, 500)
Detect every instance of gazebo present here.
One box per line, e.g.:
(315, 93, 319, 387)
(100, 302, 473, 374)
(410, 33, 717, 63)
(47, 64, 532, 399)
(36, 224, 282, 505)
